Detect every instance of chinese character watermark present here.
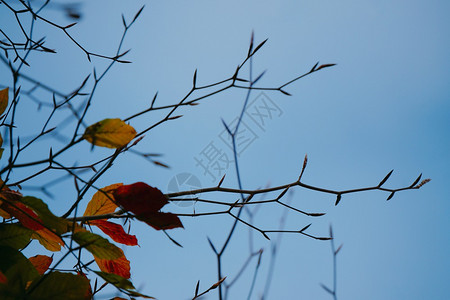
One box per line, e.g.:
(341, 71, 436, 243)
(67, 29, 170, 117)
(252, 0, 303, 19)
(194, 92, 283, 182)
(194, 141, 233, 182)
(218, 117, 258, 156)
(167, 172, 202, 207)
(245, 92, 282, 131)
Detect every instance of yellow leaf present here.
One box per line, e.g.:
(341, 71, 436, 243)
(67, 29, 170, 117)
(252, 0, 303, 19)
(83, 183, 122, 216)
(0, 88, 8, 116)
(83, 118, 136, 149)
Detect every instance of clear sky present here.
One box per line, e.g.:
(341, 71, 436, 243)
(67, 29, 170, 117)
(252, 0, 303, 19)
(1, 1, 449, 299)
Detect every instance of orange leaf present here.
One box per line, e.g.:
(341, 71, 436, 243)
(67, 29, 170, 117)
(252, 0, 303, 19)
(29, 255, 53, 275)
(90, 220, 138, 246)
(137, 212, 183, 230)
(114, 182, 168, 214)
(0, 207, 11, 219)
(84, 183, 122, 216)
(95, 249, 131, 279)
(31, 228, 65, 252)
(0, 87, 8, 116)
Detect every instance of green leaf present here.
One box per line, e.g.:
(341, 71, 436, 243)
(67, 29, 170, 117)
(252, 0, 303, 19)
(0, 223, 32, 249)
(93, 271, 155, 299)
(20, 197, 68, 235)
(82, 118, 137, 149)
(27, 271, 90, 300)
(0, 88, 8, 116)
(0, 246, 39, 299)
(73, 231, 123, 260)
(94, 271, 135, 290)
(126, 290, 156, 299)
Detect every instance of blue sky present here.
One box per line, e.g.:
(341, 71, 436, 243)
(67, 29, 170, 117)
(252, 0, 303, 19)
(1, 0, 449, 299)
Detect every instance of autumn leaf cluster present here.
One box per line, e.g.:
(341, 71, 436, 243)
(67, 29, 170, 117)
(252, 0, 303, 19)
(0, 87, 184, 299)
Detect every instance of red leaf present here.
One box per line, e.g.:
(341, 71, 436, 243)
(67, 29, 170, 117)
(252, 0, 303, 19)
(2, 202, 45, 231)
(0, 270, 7, 284)
(0, 188, 45, 231)
(137, 212, 183, 230)
(29, 255, 53, 275)
(316, 63, 336, 71)
(95, 250, 131, 279)
(114, 182, 167, 215)
(0, 194, 65, 251)
(113, 182, 183, 230)
(90, 220, 138, 246)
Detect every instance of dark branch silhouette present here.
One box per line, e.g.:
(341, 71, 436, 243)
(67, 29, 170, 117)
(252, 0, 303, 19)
(0, 1, 429, 299)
